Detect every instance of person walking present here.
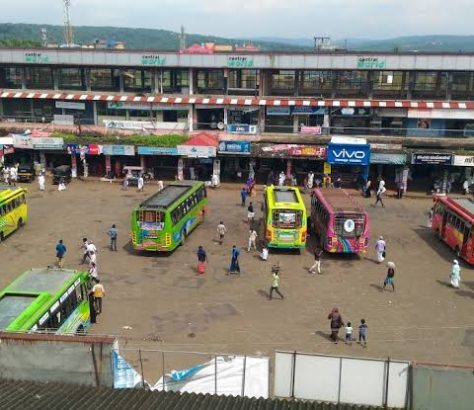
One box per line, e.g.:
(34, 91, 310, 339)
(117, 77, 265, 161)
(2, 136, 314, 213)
(278, 171, 285, 187)
(38, 173, 46, 191)
(328, 307, 344, 343)
(382, 261, 396, 291)
(216, 221, 227, 245)
(365, 179, 372, 198)
(89, 261, 99, 281)
(55, 239, 67, 268)
(86, 241, 97, 260)
(427, 207, 434, 228)
(309, 247, 323, 274)
(122, 177, 129, 190)
(196, 245, 208, 274)
(345, 322, 353, 345)
(88, 291, 98, 324)
(375, 236, 386, 263)
(107, 224, 118, 251)
(240, 186, 248, 207)
(137, 175, 144, 192)
(307, 171, 314, 191)
(247, 202, 255, 224)
(374, 177, 386, 207)
(92, 279, 105, 314)
(358, 319, 368, 347)
(450, 259, 461, 288)
(229, 245, 241, 274)
(81, 238, 89, 264)
(248, 229, 258, 252)
(269, 264, 284, 300)
(260, 246, 269, 261)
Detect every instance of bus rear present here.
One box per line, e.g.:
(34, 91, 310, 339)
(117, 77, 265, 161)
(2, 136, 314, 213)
(131, 209, 171, 251)
(264, 186, 307, 250)
(312, 189, 369, 254)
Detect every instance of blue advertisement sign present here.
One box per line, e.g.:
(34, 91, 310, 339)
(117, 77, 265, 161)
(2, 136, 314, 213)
(102, 145, 135, 156)
(218, 140, 251, 155)
(227, 124, 258, 135)
(327, 143, 371, 166)
(137, 146, 178, 156)
(292, 106, 327, 115)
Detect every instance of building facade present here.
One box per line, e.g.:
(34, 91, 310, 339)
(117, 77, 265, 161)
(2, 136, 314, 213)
(1, 48, 474, 188)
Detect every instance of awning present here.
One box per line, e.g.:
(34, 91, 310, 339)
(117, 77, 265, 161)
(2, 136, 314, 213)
(177, 132, 218, 158)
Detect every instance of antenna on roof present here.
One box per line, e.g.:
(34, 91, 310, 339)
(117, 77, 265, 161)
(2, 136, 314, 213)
(63, 0, 74, 47)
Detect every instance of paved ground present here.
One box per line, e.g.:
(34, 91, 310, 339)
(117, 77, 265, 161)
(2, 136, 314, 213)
(1, 179, 474, 381)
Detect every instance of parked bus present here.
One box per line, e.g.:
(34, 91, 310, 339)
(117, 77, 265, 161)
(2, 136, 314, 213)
(131, 181, 207, 252)
(0, 267, 93, 334)
(310, 188, 370, 253)
(263, 185, 307, 250)
(0, 184, 28, 242)
(432, 196, 474, 264)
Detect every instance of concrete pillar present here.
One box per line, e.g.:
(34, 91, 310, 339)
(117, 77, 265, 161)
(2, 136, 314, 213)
(92, 101, 98, 126)
(286, 159, 292, 178)
(188, 105, 194, 132)
(52, 68, 59, 91)
(119, 72, 124, 93)
(188, 68, 194, 95)
(367, 71, 374, 99)
(258, 107, 265, 133)
(140, 155, 146, 169)
(294, 70, 300, 97)
(223, 107, 228, 126)
(259, 70, 267, 97)
(0, 98, 4, 120)
(153, 69, 159, 94)
(293, 115, 299, 133)
(21, 67, 26, 90)
(446, 72, 453, 100)
(406, 71, 415, 99)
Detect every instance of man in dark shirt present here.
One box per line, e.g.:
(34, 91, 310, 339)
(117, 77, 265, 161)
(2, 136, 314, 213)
(55, 239, 67, 268)
(309, 247, 323, 274)
(197, 246, 207, 274)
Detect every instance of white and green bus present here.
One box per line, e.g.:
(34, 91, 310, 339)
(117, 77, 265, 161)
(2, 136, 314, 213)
(131, 181, 207, 252)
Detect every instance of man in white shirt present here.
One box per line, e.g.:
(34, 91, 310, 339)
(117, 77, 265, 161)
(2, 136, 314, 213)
(374, 177, 386, 208)
(137, 176, 144, 192)
(248, 229, 258, 252)
(86, 241, 97, 261)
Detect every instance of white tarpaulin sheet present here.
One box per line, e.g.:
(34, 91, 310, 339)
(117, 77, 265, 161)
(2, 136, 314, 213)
(153, 355, 269, 398)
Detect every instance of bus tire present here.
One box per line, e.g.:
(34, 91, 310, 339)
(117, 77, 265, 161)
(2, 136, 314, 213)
(454, 246, 461, 257)
(0, 232, 3, 242)
(18, 218, 23, 228)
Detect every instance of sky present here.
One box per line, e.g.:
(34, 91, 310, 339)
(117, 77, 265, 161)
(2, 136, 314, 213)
(1, 0, 474, 39)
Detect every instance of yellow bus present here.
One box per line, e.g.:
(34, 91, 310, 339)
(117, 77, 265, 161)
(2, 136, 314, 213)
(263, 185, 307, 250)
(0, 184, 28, 242)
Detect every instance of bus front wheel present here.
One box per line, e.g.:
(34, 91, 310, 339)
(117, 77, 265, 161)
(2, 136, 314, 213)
(18, 218, 23, 228)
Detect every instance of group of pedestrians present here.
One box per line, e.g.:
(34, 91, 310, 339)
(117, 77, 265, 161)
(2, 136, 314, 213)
(53, 224, 118, 321)
(2, 164, 18, 186)
(327, 308, 368, 346)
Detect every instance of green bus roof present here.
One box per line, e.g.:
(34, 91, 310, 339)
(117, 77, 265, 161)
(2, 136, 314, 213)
(266, 186, 306, 210)
(138, 181, 204, 209)
(0, 267, 88, 331)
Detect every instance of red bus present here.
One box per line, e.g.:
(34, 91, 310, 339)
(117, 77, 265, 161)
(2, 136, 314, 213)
(310, 188, 370, 254)
(432, 196, 474, 264)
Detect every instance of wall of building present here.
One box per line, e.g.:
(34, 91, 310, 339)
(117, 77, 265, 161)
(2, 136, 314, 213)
(0, 332, 115, 387)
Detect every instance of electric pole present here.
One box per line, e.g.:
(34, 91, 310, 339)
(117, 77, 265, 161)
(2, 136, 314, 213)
(63, 0, 74, 47)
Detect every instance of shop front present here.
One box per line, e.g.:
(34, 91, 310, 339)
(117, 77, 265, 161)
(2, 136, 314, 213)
(195, 105, 225, 130)
(177, 133, 218, 180)
(410, 152, 454, 193)
(370, 151, 408, 192)
(326, 137, 371, 188)
(264, 107, 293, 133)
(251, 143, 326, 185)
(293, 106, 326, 132)
(226, 107, 259, 135)
(217, 140, 252, 182)
(137, 146, 179, 180)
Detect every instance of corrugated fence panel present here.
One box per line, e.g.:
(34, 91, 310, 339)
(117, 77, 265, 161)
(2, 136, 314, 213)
(274, 352, 293, 398)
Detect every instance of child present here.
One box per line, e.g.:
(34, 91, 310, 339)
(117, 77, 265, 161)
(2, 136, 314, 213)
(345, 322, 353, 344)
(358, 319, 368, 347)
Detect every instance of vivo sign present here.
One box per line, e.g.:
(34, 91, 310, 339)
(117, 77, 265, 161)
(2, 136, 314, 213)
(327, 144, 370, 165)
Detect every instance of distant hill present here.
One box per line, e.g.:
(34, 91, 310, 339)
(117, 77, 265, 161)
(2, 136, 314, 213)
(253, 35, 474, 53)
(0, 23, 310, 52)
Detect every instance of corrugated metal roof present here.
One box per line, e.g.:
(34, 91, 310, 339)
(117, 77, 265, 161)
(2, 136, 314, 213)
(0, 379, 397, 410)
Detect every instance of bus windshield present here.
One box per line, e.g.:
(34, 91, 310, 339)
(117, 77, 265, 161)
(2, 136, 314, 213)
(273, 210, 302, 229)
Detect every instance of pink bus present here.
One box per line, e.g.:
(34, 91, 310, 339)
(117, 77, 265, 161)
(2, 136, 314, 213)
(310, 188, 370, 254)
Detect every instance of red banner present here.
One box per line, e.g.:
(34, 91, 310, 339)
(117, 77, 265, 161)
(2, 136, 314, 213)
(288, 146, 326, 158)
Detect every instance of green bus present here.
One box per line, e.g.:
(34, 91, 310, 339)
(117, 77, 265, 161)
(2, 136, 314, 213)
(263, 185, 307, 250)
(131, 181, 207, 252)
(0, 267, 93, 334)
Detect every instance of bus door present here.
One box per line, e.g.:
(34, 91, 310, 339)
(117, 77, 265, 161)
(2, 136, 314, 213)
(441, 210, 448, 238)
(462, 224, 471, 253)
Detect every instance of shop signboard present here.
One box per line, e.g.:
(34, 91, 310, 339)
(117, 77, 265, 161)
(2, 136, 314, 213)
(299, 125, 322, 135)
(102, 145, 135, 156)
(107, 102, 189, 111)
(370, 143, 403, 150)
(177, 145, 216, 158)
(55, 101, 85, 110)
(292, 107, 326, 115)
(53, 114, 75, 125)
(12, 134, 34, 150)
(453, 155, 474, 167)
(227, 124, 258, 135)
(103, 120, 157, 130)
(288, 146, 326, 158)
(370, 153, 407, 165)
(327, 143, 371, 166)
(24, 52, 49, 63)
(32, 137, 64, 150)
(411, 153, 453, 165)
(137, 146, 179, 156)
(87, 144, 102, 156)
(218, 141, 251, 155)
(266, 107, 291, 116)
